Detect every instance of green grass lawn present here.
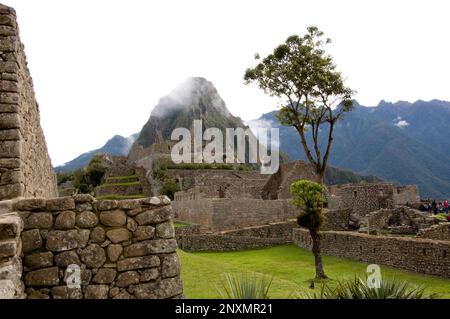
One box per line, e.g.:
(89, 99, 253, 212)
(179, 244, 450, 299)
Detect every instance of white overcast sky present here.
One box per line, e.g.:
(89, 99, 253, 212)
(3, 0, 450, 166)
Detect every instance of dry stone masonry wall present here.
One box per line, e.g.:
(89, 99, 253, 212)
(293, 228, 450, 278)
(0, 194, 183, 299)
(0, 4, 57, 200)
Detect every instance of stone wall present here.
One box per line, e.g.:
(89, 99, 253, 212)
(417, 223, 450, 241)
(219, 220, 298, 242)
(0, 210, 25, 298)
(178, 234, 287, 252)
(326, 183, 396, 217)
(367, 206, 435, 235)
(394, 185, 420, 205)
(262, 161, 319, 200)
(173, 198, 298, 232)
(293, 228, 450, 278)
(0, 195, 183, 299)
(0, 4, 57, 200)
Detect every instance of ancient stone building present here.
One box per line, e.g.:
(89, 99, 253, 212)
(326, 183, 420, 217)
(0, 5, 182, 299)
(0, 4, 57, 200)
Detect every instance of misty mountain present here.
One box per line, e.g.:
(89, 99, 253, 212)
(128, 77, 248, 162)
(55, 133, 138, 173)
(253, 100, 450, 199)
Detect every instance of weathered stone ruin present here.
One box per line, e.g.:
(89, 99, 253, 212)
(1, 195, 183, 299)
(0, 5, 183, 299)
(0, 4, 57, 200)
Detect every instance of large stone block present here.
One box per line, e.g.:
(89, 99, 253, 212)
(92, 268, 116, 284)
(15, 198, 46, 211)
(156, 221, 175, 239)
(79, 244, 106, 268)
(133, 225, 155, 241)
(90, 226, 105, 243)
(0, 103, 18, 113)
(51, 286, 83, 299)
(0, 92, 19, 104)
(0, 239, 17, 259)
(46, 197, 75, 211)
(115, 271, 139, 288)
(0, 279, 15, 299)
(0, 128, 20, 140)
(0, 170, 22, 185)
(54, 211, 76, 230)
(0, 113, 20, 129)
(134, 277, 182, 299)
(24, 212, 53, 229)
(117, 255, 160, 272)
(75, 211, 98, 228)
(54, 250, 80, 267)
(99, 210, 126, 227)
(135, 206, 174, 225)
(46, 230, 89, 252)
(106, 244, 122, 262)
(24, 252, 53, 270)
(72, 194, 95, 204)
(0, 183, 23, 199)
(84, 285, 109, 299)
(94, 200, 119, 211)
(0, 213, 23, 240)
(123, 239, 177, 257)
(105, 228, 130, 244)
(21, 229, 42, 253)
(24, 267, 59, 287)
(139, 268, 159, 282)
(161, 253, 180, 278)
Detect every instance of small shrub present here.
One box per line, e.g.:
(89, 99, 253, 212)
(160, 178, 180, 200)
(296, 277, 438, 299)
(216, 272, 273, 299)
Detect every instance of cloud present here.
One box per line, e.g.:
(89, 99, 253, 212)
(395, 120, 410, 128)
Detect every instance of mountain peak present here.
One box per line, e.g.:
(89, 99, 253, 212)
(130, 77, 245, 151)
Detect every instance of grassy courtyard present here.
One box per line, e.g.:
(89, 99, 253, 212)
(179, 244, 450, 299)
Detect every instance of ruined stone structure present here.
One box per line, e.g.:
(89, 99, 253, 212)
(262, 161, 319, 200)
(0, 195, 183, 299)
(0, 5, 183, 299)
(417, 223, 450, 241)
(176, 220, 296, 252)
(172, 169, 268, 200)
(0, 5, 57, 200)
(173, 198, 297, 232)
(326, 183, 420, 217)
(366, 206, 435, 235)
(293, 228, 450, 278)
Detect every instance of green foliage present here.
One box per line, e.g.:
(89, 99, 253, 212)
(216, 272, 273, 299)
(290, 180, 325, 230)
(71, 154, 107, 194)
(98, 181, 142, 188)
(244, 26, 355, 180)
(160, 178, 180, 200)
(56, 172, 74, 185)
(296, 277, 437, 299)
(433, 214, 449, 222)
(179, 245, 450, 299)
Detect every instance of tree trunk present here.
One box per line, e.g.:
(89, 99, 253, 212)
(309, 229, 327, 279)
(317, 170, 325, 185)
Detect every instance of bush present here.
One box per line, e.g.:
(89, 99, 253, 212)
(160, 178, 180, 200)
(296, 277, 437, 299)
(216, 272, 273, 299)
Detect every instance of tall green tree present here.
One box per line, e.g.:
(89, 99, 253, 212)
(290, 179, 327, 278)
(244, 26, 355, 184)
